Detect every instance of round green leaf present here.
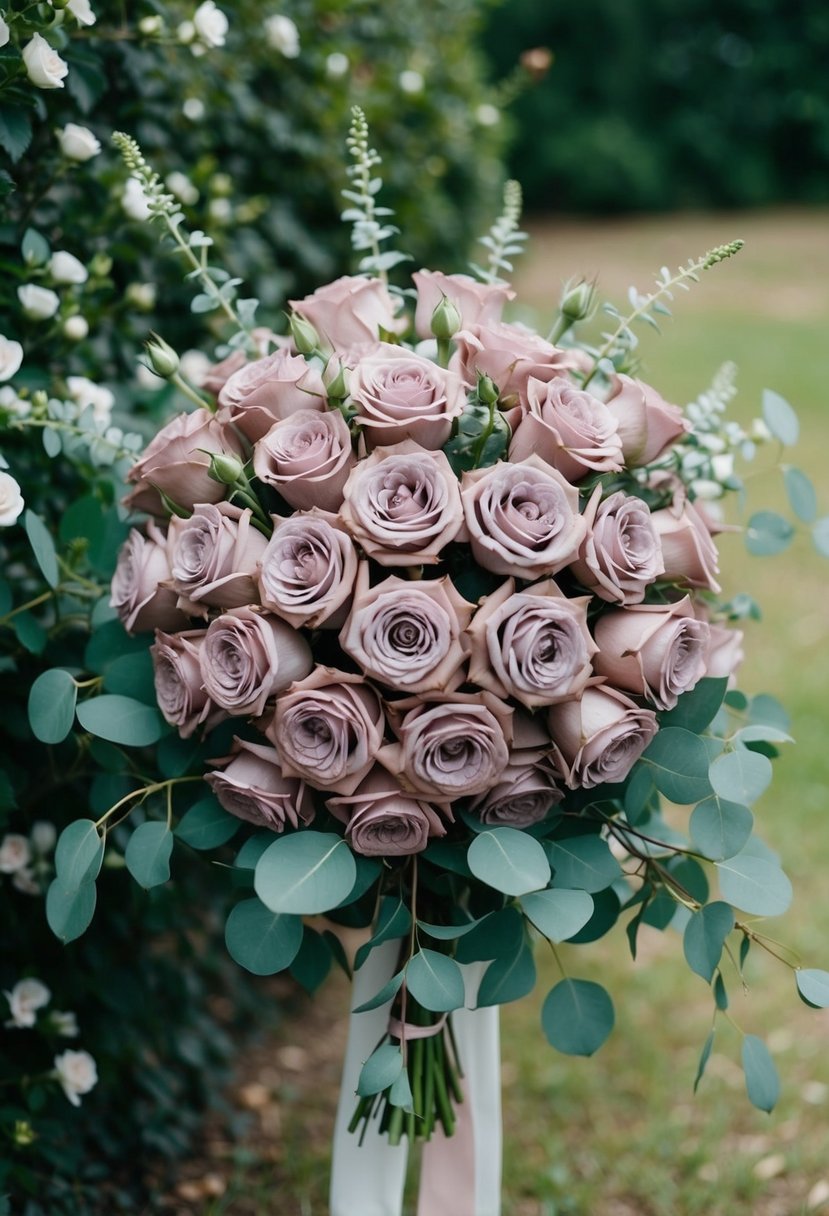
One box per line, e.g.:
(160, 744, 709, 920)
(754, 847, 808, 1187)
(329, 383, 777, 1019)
(254, 831, 356, 915)
(716, 853, 792, 916)
(709, 748, 772, 806)
(454, 907, 524, 964)
(46, 878, 97, 944)
(102, 651, 157, 704)
(520, 888, 594, 942)
(28, 669, 77, 744)
(795, 969, 829, 1009)
(388, 1068, 414, 1112)
(76, 694, 164, 747)
(406, 949, 466, 1012)
(813, 516, 829, 559)
(290, 927, 332, 993)
(357, 1044, 403, 1097)
(784, 466, 817, 524)
(762, 388, 799, 447)
(352, 971, 405, 1014)
(745, 511, 795, 557)
(24, 509, 59, 588)
(467, 827, 550, 896)
(546, 837, 622, 894)
(477, 945, 536, 1007)
(659, 678, 728, 734)
(541, 978, 615, 1056)
(642, 727, 713, 804)
(224, 898, 303, 976)
(54, 820, 103, 887)
(742, 1034, 780, 1113)
(176, 796, 241, 849)
(689, 796, 753, 861)
(683, 901, 735, 983)
(125, 821, 173, 889)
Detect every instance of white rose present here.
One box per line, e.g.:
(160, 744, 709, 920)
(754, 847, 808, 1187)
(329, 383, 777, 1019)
(57, 123, 101, 161)
(18, 284, 60, 320)
(0, 386, 30, 418)
(54, 1050, 98, 1107)
(265, 14, 300, 57)
(51, 1011, 80, 1037)
(179, 349, 211, 386)
(49, 251, 88, 285)
(66, 0, 97, 25)
(326, 52, 348, 78)
(165, 171, 198, 205)
(4, 978, 51, 1028)
(193, 0, 228, 47)
(0, 335, 23, 381)
(67, 376, 114, 426)
(22, 34, 69, 89)
(0, 16, 10, 48)
(31, 820, 57, 853)
(0, 834, 32, 874)
(63, 315, 89, 341)
(122, 176, 152, 221)
(0, 471, 25, 527)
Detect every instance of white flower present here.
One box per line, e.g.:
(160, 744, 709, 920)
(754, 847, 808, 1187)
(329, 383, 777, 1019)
(0, 16, 10, 48)
(54, 1050, 98, 1107)
(0, 335, 23, 382)
(12, 868, 40, 897)
(51, 1011, 80, 1038)
(63, 315, 89, 341)
(711, 453, 735, 483)
(18, 284, 60, 320)
(57, 123, 101, 161)
(193, 1, 228, 48)
(66, 376, 114, 427)
(66, 0, 96, 26)
(0, 471, 25, 527)
(165, 171, 199, 206)
(138, 15, 164, 35)
(177, 19, 195, 43)
(750, 418, 772, 442)
(122, 176, 152, 221)
(31, 821, 57, 853)
(325, 52, 349, 78)
(22, 34, 69, 89)
(265, 14, 300, 57)
(691, 478, 724, 500)
(182, 97, 205, 121)
(4, 978, 51, 1028)
(125, 282, 156, 311)
(476, 103, 500, 127)
(179, 349, 211, 386)
(0, 386, 30, 418)
(49, 251, 88, 286)
(0, 834, 32, 874)
(208, 197, 232, 224)
(399, 69, 424, 94)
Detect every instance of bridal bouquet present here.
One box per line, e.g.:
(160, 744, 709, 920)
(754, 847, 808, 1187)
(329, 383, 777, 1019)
(41, 112, 829, 1147)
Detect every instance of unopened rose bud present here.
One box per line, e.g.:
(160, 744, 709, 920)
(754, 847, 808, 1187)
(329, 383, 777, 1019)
(207, 450, 245, 485)
(476, 372, 499, 406)
(145, 334, 179, 378)
(289, 312, 320, 356)
(520, 47, 553, 79)
(430, 294, 461, 341)
(559, 278, 597, 323)
(63, 315, 89, 341)
(125, 282, 156, 311)
(89, 253, 112, 278)
(138, 15, 163, 34)
(324, 359, 349, 400)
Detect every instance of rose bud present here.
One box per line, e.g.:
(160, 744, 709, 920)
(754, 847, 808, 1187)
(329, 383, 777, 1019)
(252, 408, 356, 512)
(151, 629, 226, 739)
(469, 710, 562, 828)
(452, 320, 585, 403)
(704, 623, 745, 682)
(167, 501, 269, 614)
(349, 343, 466, 450)
(204, 738, 314, 832)
(570, 487, 665, 605)
(327, 766, 449, 857)
(412, 270, 515, 340)
(467, 578, 596, 708)
(123, 410, 243, 517)
(268, 668, 384, 795)
(604, 374, 688, 467)
(379, 691, 512, 801)
(650, 498, 721, 592)
(461, 453, 586, 580)
(548, 685, 658, 790)
(200, 606, 313, 717)
(258, 510, 358, 630)
(289, 275, 402, 351)
(110, 522, 189, 635)
(217, 348, 327, 443)
(339, 564, 472, 694)
(339, 440, 463, 566)
(508, 376, 623, 483)
(593, 597, 710, 710)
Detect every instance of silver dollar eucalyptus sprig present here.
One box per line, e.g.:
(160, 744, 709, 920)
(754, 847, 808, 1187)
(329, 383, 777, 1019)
(342, 106, 411, 285)
(470, 179, 528, 286)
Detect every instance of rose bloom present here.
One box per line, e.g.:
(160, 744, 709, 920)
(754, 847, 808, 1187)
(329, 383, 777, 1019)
(258, 510, 358, 630)
(467, 577, 596, 708)
(167, 502, 269, 614)
(461, 454, 586, 579)
(651, 498, 721, 592)
(548, 685, 658, 790)
(412, 270, 515, 339)
(593, 597, 711, 710)
(0, 335, 24, 381)
(340, 440, 463, 566)
(193, 0, 228, 47)
(469, 714, 561, 828)
(205, 738, 314, 832)
(452, 320, 583, 404)
(604, 373, 688, 467)
(18, 284, 60, 320)
(289, 275, 401, 352)
(705, 622, 745, 682)
(57, 123, 101, 161)
(253, 407, 356, 511)
(123, 409, 242, 516)
(349, 343, 466, 450)
(509, 376, 623, 483)
(200, 606, 312, 716)
(218, 349, 326, 442)
(570, 487, 664, 605)
(0, 834, 32, 875)
(22, 34, 68, 89)
(328, 766, 448, 857)
(53, 1050, 98, 1107)
(268, 668, 384, 795)
(151, 629, 225, 739)
(110, 521, 188, 635)
(0, 470, 25, 527)
(339, 564, 472, 693)
(380, 691, 512, 800)
(4, 978, 51, 1028)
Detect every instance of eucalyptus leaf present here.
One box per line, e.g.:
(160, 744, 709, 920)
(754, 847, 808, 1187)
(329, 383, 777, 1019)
(453, 907, 524, 964)
(709, 747, 772, 805)
(290, 927, 332, 994)
(689, 796, 753, 861)
(27, 669, 77, 744)
(254, 832, 356, 915)
(357, 1044, 403, 1097)
(694, 1029, 715, 1093)
(477, 944, 536, 1007)
(125, 821, 173, 889)
(660, 678, 728, 733)
(813, 516, 829, 559)
(406, 950, 466, 1013)
(224, 898, 303, 976)
(54, 820, 103, 888)
(784, 467, 817, 523)
(520, 888, 594, 942)
(355, 897, 412, 969)
(742, 1035, 780, 1113)
(176, 796, 240, 849)
(546, 836, 622, 894)
(24, 510, 59, 588)
(541, 978, 615, 1056)
(642, 728, 713, 804)
(745, 511, 795, 557)
(467, 828, 550, 896)
(716, 853, 792, 916)
(762, 388, 799, 447)
(352, 971, 405, 1014)
(46, 878, 97, 944)
(795, 969, 829, 1009)
(388, 1068, 414, 1112)
(76, 694, 165, 747)
(683, 901, 734, 983)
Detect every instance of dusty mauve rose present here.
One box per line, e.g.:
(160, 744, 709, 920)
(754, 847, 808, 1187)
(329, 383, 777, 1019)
(412, 270, 515, 339)
(548, 685, 658, 790)
(110, 522, 188, 635)
(268, 668, 384, 795)
(205, 738, 314, 832)
(201, 328, 275, 396)
(218, 348, 326, 442)
(461, 454, 586, 579)
(200, 607, 313, 716)
(467, 578, 596, 708)
(151, 629, 225, 739)
(604, 373, 688, 467)
(452, 321, 583, 403)
(570, 487, 664, 605)
(258, 510, 358, 630)
(705, 623, 745, 681)
(123, 410, 242, 516)
(509, 376, 623, 482)
(469, 712, 561, 828)
(289, 275, 401, 351)
(339, 564, 472, 693)
(253, 408, 356, 511)
(380, 691, 512, 800)
(593, 597, 710, 710)
(167, 502, 268, 614)
(340, 440, 463, 566)
(349, 343, 466, 450)
(328, 767, 448, 857)
(651, 498, 721, 592)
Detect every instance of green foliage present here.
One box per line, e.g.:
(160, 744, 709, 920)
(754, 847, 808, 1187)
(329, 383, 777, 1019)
(467, 827, 551, 896)
(254, 831, 358, 915)
(520, 888, 594, 943)
(27, 669, 78, 744)
(742, 1035, 779, 1113)
(541, 978, 615, 1056)
(406, 950, 466, 1013)
(224, 898, 304, 976)
(124, 821, 174, 889)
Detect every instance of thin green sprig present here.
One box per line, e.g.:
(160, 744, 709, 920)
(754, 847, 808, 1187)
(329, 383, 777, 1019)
(470, 179, 528, 286)
(342, 107, 410, 284)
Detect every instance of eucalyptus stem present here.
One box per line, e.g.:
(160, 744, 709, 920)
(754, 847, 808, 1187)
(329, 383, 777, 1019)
(171, 371, 214, 412)
(0, 591, 53, 627)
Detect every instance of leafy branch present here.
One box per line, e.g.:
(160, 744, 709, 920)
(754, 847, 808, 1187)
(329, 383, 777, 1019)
(470, 179, 528, 286)
(341, 106, 410, 285)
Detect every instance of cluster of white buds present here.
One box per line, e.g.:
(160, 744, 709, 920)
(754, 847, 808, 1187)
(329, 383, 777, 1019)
(676, 363, 771, 504)
(0, 822, 56, 894)
(2, 977, 97, 1107)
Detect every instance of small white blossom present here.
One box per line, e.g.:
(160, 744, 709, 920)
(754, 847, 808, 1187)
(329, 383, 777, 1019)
(0, 335, 23, 382)
(265, 14, 300, 57)
(49, 251, 89, 285)
(0, 16, 10, 48)
(51, 1011, 80, 1038)
(4, 978, 51, 1028)
(22, 34, 69, 89)
(0, 471, 25, 527)
(166, 171, 199, 206)
(66, 0, 97, 26)
(57, 123, 101, 162)
(0, 386, 30, 418)
(399, 69, 424, 95)
(193, 1, 228, 48)
(122, 176, 152, 222)
(31, 821, 57, 854)
(208, 197, 232, 224)
(138, 15, 164, 34)
(177, 19, 196, 43)
(18, 284, 60, 320)
(325, 52, 349, 78)
(66, 376, 114, 427)
(691, 478, 724, 501)
(0, 834, 32, 874)
(182, 97, 205, 121)
(125, 282, 157, 311)
(54, 1050, 98, 1107)
(711, 453, 735, 483)
(750, 418, 772, 442)
(63, 315, 89, 341)
(476, 104, 500, 127)
(12, 868, 40, 897)
(179, 349, 211, 386)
